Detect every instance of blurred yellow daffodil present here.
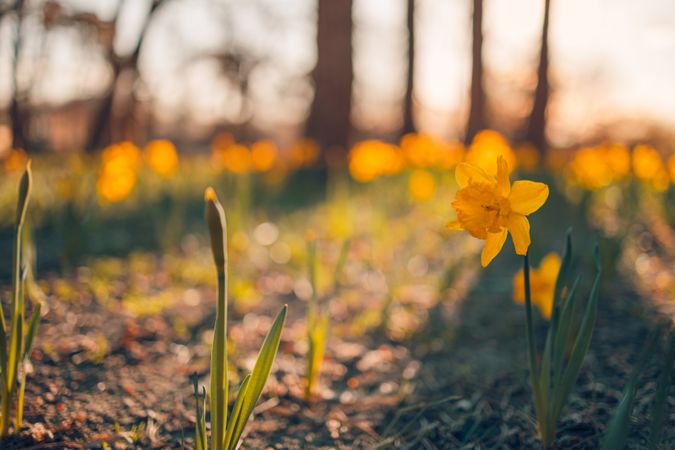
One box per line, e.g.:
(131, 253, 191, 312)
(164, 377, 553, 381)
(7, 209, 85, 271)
(408, 169, 436, 202)
(465, 130, 517, 177)
(567, 143, 630, 190)
(400, 133, 464, 169)
(96, 163, 136, 203)
(96, 141, 141, 202)
(251, 139, 278, 172)
(512, 252, 561, 319)
(144, 139, 179, 177)
(2, 148, 28, 173)
(348, 139, 404, 182)
(632, 144, 669, 192)
(447, 156, 549, 266)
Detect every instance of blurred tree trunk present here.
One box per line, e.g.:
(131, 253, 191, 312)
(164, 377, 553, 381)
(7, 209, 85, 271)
(465, 0, 485, 146)
(88, 0, 162, 151)
(524, 0, 551, 155)
(401, 0, 415, 136)
(306, 0, 353, 157)
(9, 0, 27, 150)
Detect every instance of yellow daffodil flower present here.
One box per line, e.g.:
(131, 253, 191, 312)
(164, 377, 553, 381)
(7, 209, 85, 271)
(512, 252, 561, 319)
(144, 139, 179, 177)
(408, 169, 436, 202)
(633, 144, 669, 192)
(465, 129, 517, 177)
(447, 156, 549, 266)
(348, 139, 404, 182)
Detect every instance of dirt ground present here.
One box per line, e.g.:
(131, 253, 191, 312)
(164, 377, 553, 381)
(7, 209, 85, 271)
(1, 236, 673, 450)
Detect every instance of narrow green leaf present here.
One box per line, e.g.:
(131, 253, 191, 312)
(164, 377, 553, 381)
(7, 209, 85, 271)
(552, 276, 580, 388)
(210, 277, 228, 450)
(15, 372, 26, 430)
(22, 303, 41, 361)
(550, 229, 573, 330)
(306, 310, 329, 399)
(192, 377, 207, 450)
(224, 374, 251, 448)
(552, 246, 601, 422)
(332, 239, 350, 291)
(7, 313, 24, 396)
(227, 305, 287, 448)
(600, 330, 659, 450)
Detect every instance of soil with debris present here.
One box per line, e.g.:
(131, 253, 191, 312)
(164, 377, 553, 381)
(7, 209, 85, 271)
(1, 233, 673, 450)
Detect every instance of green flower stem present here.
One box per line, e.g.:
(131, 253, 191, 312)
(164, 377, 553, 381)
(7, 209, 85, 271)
(524, 253, 548, 447)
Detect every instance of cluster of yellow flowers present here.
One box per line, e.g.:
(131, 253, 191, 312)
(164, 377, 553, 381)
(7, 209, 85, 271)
(400, 133, 465, 169)
(348, 139, 404, 182)
(348, 130, 519, 184)
(632, 144, 671, 192)
(97, 139, 180, 203)
(568, 143, 673, 191)
(211, 133, 320, 174)
(567, 143, 630, 190)
(348, 133, 466, 183)
(211, 133, 277, 174)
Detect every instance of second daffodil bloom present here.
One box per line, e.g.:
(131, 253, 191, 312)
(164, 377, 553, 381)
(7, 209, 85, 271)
(512, 252, 561, 319)
(447, 156, 549, 266)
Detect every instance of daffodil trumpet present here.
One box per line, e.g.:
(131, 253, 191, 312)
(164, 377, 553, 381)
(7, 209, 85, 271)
(521, 232, 602, 448)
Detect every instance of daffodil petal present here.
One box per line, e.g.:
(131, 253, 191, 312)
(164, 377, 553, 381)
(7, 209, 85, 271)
(481, 228, 507, 267)
(496, 156, 511, 196)
(456, 162, 495, 188)
(509, 180, 549, 215)
(446, 220, 463, 230)
(508, 214, 531, 255)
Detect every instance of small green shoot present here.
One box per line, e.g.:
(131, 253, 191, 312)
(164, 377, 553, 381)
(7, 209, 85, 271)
(305, 235, 349, 400)
(1, 161, 42, 436)
(194, 187, 287, 450)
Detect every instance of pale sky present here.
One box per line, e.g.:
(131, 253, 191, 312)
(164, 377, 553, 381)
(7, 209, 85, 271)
(1, 0, 674, 145)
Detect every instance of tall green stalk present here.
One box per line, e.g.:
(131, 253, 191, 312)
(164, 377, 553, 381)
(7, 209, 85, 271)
(205, 187, 228, 450)
(1, 162, 41, 436)
(523, 252, 547, 444)
(196, 187, 286, 450)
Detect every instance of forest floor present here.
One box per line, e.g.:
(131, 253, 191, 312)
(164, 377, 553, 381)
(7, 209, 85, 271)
(1, 244, 672, 450)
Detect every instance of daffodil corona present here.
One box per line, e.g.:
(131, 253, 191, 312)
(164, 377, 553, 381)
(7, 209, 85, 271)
(447, 156, 549, 266)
